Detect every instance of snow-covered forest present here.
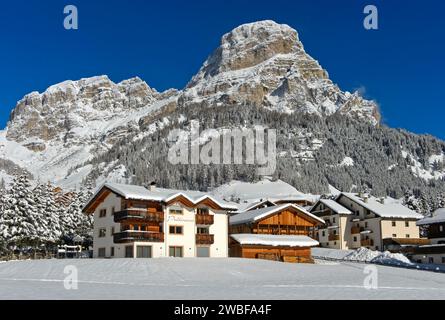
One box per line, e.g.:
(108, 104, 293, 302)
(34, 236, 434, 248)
(0, 175, 93, 257)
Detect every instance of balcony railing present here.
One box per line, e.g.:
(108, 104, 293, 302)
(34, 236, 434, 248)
(361, 239, 374, 247)
(114, 209, 164, 223)
(328, 234, 340, 241)
(351, 227, 361, 234)
(113, 231, 164, 244)
(196, 214, 214, 225)
(196, 234, 214, 245)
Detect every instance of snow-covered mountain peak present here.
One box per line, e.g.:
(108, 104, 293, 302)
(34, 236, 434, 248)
(188, 20, 302, 84)
(183, 20, 380, 125)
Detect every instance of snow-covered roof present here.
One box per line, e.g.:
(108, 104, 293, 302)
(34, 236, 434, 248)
(313, 199, 352, 215)
(417, 208, 445, 226)
(235, 199, 277, 213)
(230, 234, 319, 247)
(85, 182, 238, 211)
(210, 179, 319, 204)
(339, 193, 423, 219)
(229, 203, 325, 225)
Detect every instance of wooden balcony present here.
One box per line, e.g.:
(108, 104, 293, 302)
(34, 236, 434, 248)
(196, 234, 214, 245)
(114, 209, 164, 223)
(113, 231, 164, 244)
(351, 227, 361, 234)
(328, 234, 340, 241)
(361, 239, 374, 247)
(196, 214, 214, 225)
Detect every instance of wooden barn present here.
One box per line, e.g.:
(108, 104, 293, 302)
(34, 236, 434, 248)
(229, 204, 325, 263)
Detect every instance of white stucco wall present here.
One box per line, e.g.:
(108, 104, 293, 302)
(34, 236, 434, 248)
(91, 193, 229, 259)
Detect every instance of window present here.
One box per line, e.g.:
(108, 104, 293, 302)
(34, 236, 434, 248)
(110, 247, 115, 257)
(136, 246, 152, 258)
(332, 217, 336, 223)
(429, 257, 434, 264)
(392, 234, 397, 238)
(99, 209, 106, 218)
(197, 227, 209, 234)
(365, 222, 368, 228)
(98, 248, 106, 258)
(111, 207, 115, 216)
(406, 234, 410, 238)
(440, 225, 444, 232)
(111, 227, 115, 236)
(405, 221, 409, 227)
(197, 208, 209, 215)
(353, 236, 357, 242)
(197, 247, 210, 258)
(169, 207, 183, 215)
(442, 257, 445, 264)
(322, 231, 326, 237)
(169, 246, 183, 257)
(169, 225, 183, 235)
(392, 221, 396, 227)
(125, 246, 133, 258)
(98, 228, 106, 238)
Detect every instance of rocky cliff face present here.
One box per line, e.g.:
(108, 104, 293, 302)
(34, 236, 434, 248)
(182, 20, 380, 124)
(7, 76, 160, 145)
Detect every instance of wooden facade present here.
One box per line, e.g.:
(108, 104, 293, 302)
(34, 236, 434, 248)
(229, 208, 319, 237)
(229, 205, 323, 263)
(229, 241, 313, 263)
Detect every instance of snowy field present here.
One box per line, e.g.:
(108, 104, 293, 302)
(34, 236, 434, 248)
(1, 258, 445, 300)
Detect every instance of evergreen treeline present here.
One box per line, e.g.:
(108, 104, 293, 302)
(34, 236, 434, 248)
(83, 104, 445, 214)
(0, 175, 93, 256)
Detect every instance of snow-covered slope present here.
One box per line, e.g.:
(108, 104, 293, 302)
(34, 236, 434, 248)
(210, 178, 319, 203)
(0, 76, 178, 186)
(0, 20, 443, 193)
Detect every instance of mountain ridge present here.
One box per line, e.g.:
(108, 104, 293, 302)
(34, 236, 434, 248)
(0, 20, 444, 212)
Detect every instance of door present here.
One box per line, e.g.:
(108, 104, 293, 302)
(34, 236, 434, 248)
(136, 246, 152, 258)
(125, 245, 134, 258)
(197, 246, 210, 258)
(169, 246, 183, 257)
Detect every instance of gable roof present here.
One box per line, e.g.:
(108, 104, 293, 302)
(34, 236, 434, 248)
(229, 203, 325, 226)
(83, 182, 238, 213)
(312, 199, 352, 215)
(230, 234, 319, 247)
(338, 193, 423, 219)
(417, 208, 445, 226)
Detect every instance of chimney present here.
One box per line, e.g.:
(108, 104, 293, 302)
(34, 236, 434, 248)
(148, 181, 157, 191)
(379, 197, 385, 204)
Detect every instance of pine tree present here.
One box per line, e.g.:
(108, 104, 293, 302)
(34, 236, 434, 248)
(0, 175, 41, 250)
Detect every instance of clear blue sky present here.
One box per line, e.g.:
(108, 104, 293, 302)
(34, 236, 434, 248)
(0, 0, 444, 139)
